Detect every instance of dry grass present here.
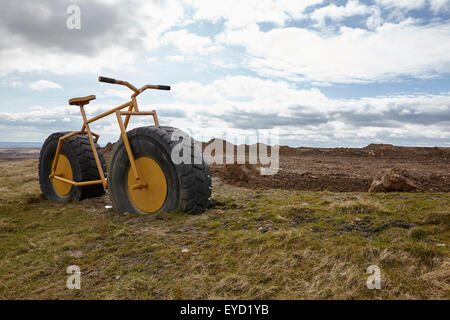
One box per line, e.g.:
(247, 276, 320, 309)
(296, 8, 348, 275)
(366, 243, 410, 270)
(329, 199, 387, 215)
(0, 159, 449, 299)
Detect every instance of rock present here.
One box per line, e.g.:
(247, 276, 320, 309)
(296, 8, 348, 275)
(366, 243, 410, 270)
(369, 167, 419, 193)
(66, 250, 83, 258)
(259, 223, 276, 233)
(181, 248, 190, 253)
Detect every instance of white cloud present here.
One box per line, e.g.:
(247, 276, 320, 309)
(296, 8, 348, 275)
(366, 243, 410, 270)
(173, 75, 328, 115)
(216, 20, 450, 83)
(161, 30, 222, 55)
(311, 0, 370, 25)
(104, 88, 131, 99)
(183, 0, 324, 27)
(165, 55, 187, 62)
(375, 0, 450, 13)
(429, 0, 450, 13)
(375, 0, 426, 11)
(11, 81, 23, 88)
(29, 80, 62, 90)
(171, 76, 450, 145)
(210, 58, 238, 69)
(133, 0, 186, 51)
(172, 75, 450, 120)
(147, 57, 159, 63)
(366, 6, 382, 30)
(0, 34, 138, 76)
(1, 78, 23, 88)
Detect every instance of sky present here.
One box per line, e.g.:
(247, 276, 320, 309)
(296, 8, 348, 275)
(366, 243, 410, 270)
(0, 0, 449, 147)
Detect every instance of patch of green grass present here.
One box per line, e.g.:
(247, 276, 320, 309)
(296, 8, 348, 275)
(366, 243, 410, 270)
(409, 228, 428, 241)
(423, 212, 450, 226)
(0, 160, 449, 299)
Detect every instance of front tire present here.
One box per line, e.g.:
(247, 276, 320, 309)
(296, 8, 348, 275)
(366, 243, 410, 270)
(109, 126, 211, 214)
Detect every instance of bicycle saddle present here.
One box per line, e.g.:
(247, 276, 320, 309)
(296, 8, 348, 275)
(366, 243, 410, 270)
(69, 95, 96, 106)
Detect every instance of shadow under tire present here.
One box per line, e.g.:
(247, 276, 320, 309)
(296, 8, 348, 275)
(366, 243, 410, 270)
(109, 126, 211, 214)
(38, 132, 107, 202)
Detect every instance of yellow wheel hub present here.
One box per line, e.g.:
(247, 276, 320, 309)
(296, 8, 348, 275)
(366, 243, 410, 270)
(127, 157, 167, 213)
(52, 154, 73, 196)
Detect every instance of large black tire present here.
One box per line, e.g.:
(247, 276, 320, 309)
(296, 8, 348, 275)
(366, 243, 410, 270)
(109, 126, 211, 214)
(38, 132, 107, 202)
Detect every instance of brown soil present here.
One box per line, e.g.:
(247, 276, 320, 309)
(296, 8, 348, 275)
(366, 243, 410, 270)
(5, 142, 449, 193)
(101, 142, 114, 165)
(208, 142, 450, 193)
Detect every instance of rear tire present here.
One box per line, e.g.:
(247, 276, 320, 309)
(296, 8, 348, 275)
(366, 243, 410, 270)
(109, 126, 211, 214)
(38, 132, 107, 202)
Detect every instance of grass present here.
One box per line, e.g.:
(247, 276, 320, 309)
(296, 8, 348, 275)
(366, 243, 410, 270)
(0, 159, 449, 299)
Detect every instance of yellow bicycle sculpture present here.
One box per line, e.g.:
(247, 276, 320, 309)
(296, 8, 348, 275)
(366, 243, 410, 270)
(38, 76, 211, 214)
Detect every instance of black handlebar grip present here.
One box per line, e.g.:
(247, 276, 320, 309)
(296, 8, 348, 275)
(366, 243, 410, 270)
(98, 76, 116, 84)
(157, 85, 171, 90)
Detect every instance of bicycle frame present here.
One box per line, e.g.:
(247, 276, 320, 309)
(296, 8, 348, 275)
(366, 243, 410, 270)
(49, 77, 169, 191)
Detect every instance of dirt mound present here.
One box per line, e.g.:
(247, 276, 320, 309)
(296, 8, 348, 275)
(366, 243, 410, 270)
(279, 145, 298, 156)
(363, 143, 395, 150)
(102, 142, 114, 154)
(101, 142, 114, 166)
(363, 144, 449, 160)
(212, 164, 260, 186)
(279, 143, 450, 160)
(210, 164, 373, 192)
(369, 168, 420, 193)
